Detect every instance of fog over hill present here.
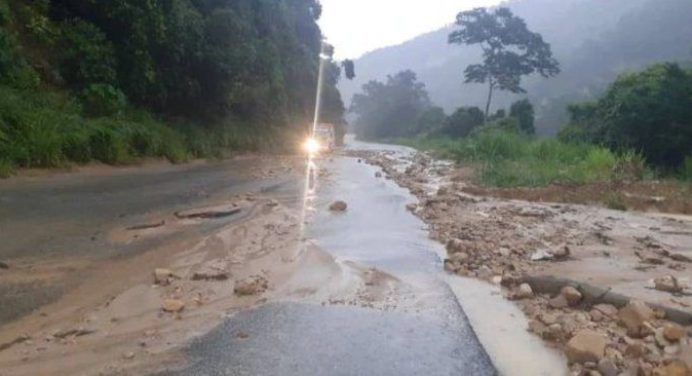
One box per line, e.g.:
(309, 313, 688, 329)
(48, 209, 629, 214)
(340, 0, 692, 135)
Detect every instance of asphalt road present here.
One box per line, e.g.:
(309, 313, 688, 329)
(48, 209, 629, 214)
(159, 143, 496, 376)
(1, 142, 496, 375)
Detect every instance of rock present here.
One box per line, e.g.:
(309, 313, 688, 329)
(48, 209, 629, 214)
(566, 330, 608, 364)
(561, 286, 583, 306)
(191, 261, 229, 281)
(590, 309, 605, 322)
(593, 304, 619, 319)
(539, 313, 559, 326)
(437, 186, 448, 196)
(553, 244, 571, 260)
(531, 249, 554, 261)
(154, 269, 177, 286)
(543, 323, 565, 341)
(448, 252, 469, 264)
(510, 283, 534, 300)
(653, 361, 690, 376)
(654, 276, 683, 293)
(162, 299, 185, 313)
(329, 201, 348, 212)
(122, 351, 135, 360)
(375, 172, 382, 178)
(498, 248, 511, 257)
(234, 275, 268, 296)
(656, 327, 673, 348)
(678, 344, 692, 370)
(618, 301, 656, 337)
(549, 295, 569, 309)
(625, 342, 648, 358)
(266, 199, 279, 208)
(500, 274, 521, 287)
(663, 323, 685, 342)
(405, 203, 417, 212)
(443, 259, 459, 273)
(598, 358, 619, 376)
(446, 239, 466, 254)
(605, 348, 624, 363)
(0, 261, 9, 269)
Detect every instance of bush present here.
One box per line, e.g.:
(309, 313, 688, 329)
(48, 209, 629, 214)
(81, 84, 127, 116)
(510, 99, 535, 135)
(441, 107, 484, 137)
(59, 19, 117, 87)
(681, 156, 692, 182)
(87, 126, 131, 164)
(0, 158, 13, 178)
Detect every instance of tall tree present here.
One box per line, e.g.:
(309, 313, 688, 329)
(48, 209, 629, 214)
(350, 70, 431, 140)
(448, 7, 560, 119)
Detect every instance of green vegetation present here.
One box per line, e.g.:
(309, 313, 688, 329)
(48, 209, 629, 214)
(351, 71, 433, 140)
(0, 85, 299, 175)
(448, 7, 559, 118)
(0, 0, 348, 177)
(559, 63, 692, 172)
(400, 129, 644, 187)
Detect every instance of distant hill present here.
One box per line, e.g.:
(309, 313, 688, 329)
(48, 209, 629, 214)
(340, 0, 692, 135)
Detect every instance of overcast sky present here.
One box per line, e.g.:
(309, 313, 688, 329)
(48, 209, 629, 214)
(319, 0, 502, 59)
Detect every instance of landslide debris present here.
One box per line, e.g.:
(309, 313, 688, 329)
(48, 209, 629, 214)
(349, 148, 692, 375)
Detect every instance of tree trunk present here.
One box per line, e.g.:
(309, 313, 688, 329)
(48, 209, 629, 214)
(484, 79, 494, 121)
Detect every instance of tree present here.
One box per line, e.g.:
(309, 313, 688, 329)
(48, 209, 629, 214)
(442, 107, 484, 138)
(416, 107, 446, 134)
(448, 7, 560, 119)
(510, 99, 535, 134)
(559, 63, 692, 169)
(350, 70, 432, 140)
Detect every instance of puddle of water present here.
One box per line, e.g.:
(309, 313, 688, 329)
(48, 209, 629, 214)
(445, 275, 568, 376)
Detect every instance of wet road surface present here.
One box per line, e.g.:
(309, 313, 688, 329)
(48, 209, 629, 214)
(160, 142, 496, 375)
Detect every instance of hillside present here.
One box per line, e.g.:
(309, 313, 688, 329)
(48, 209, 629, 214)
(340, 0, 692, 135)
(0, 0, 344, 177)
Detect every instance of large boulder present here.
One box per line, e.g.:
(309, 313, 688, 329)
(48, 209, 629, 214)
(566, 330, 608, 364)
(618, 301, 656, 337)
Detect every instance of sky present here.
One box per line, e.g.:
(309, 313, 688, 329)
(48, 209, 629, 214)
(319, 0, 503, 59)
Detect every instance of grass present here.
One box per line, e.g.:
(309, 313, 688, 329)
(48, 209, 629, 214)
(398, 129, 648, 188)
(682, 156, 692, 182)
(0, 85, 290, 178)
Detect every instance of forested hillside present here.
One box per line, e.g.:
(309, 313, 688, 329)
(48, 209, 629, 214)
(340, 0, 692, 135)
(0, 0, 344, 176)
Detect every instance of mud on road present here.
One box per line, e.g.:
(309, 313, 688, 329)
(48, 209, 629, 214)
(352, 148, 692, 375)
(0, 168, 403, 375)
